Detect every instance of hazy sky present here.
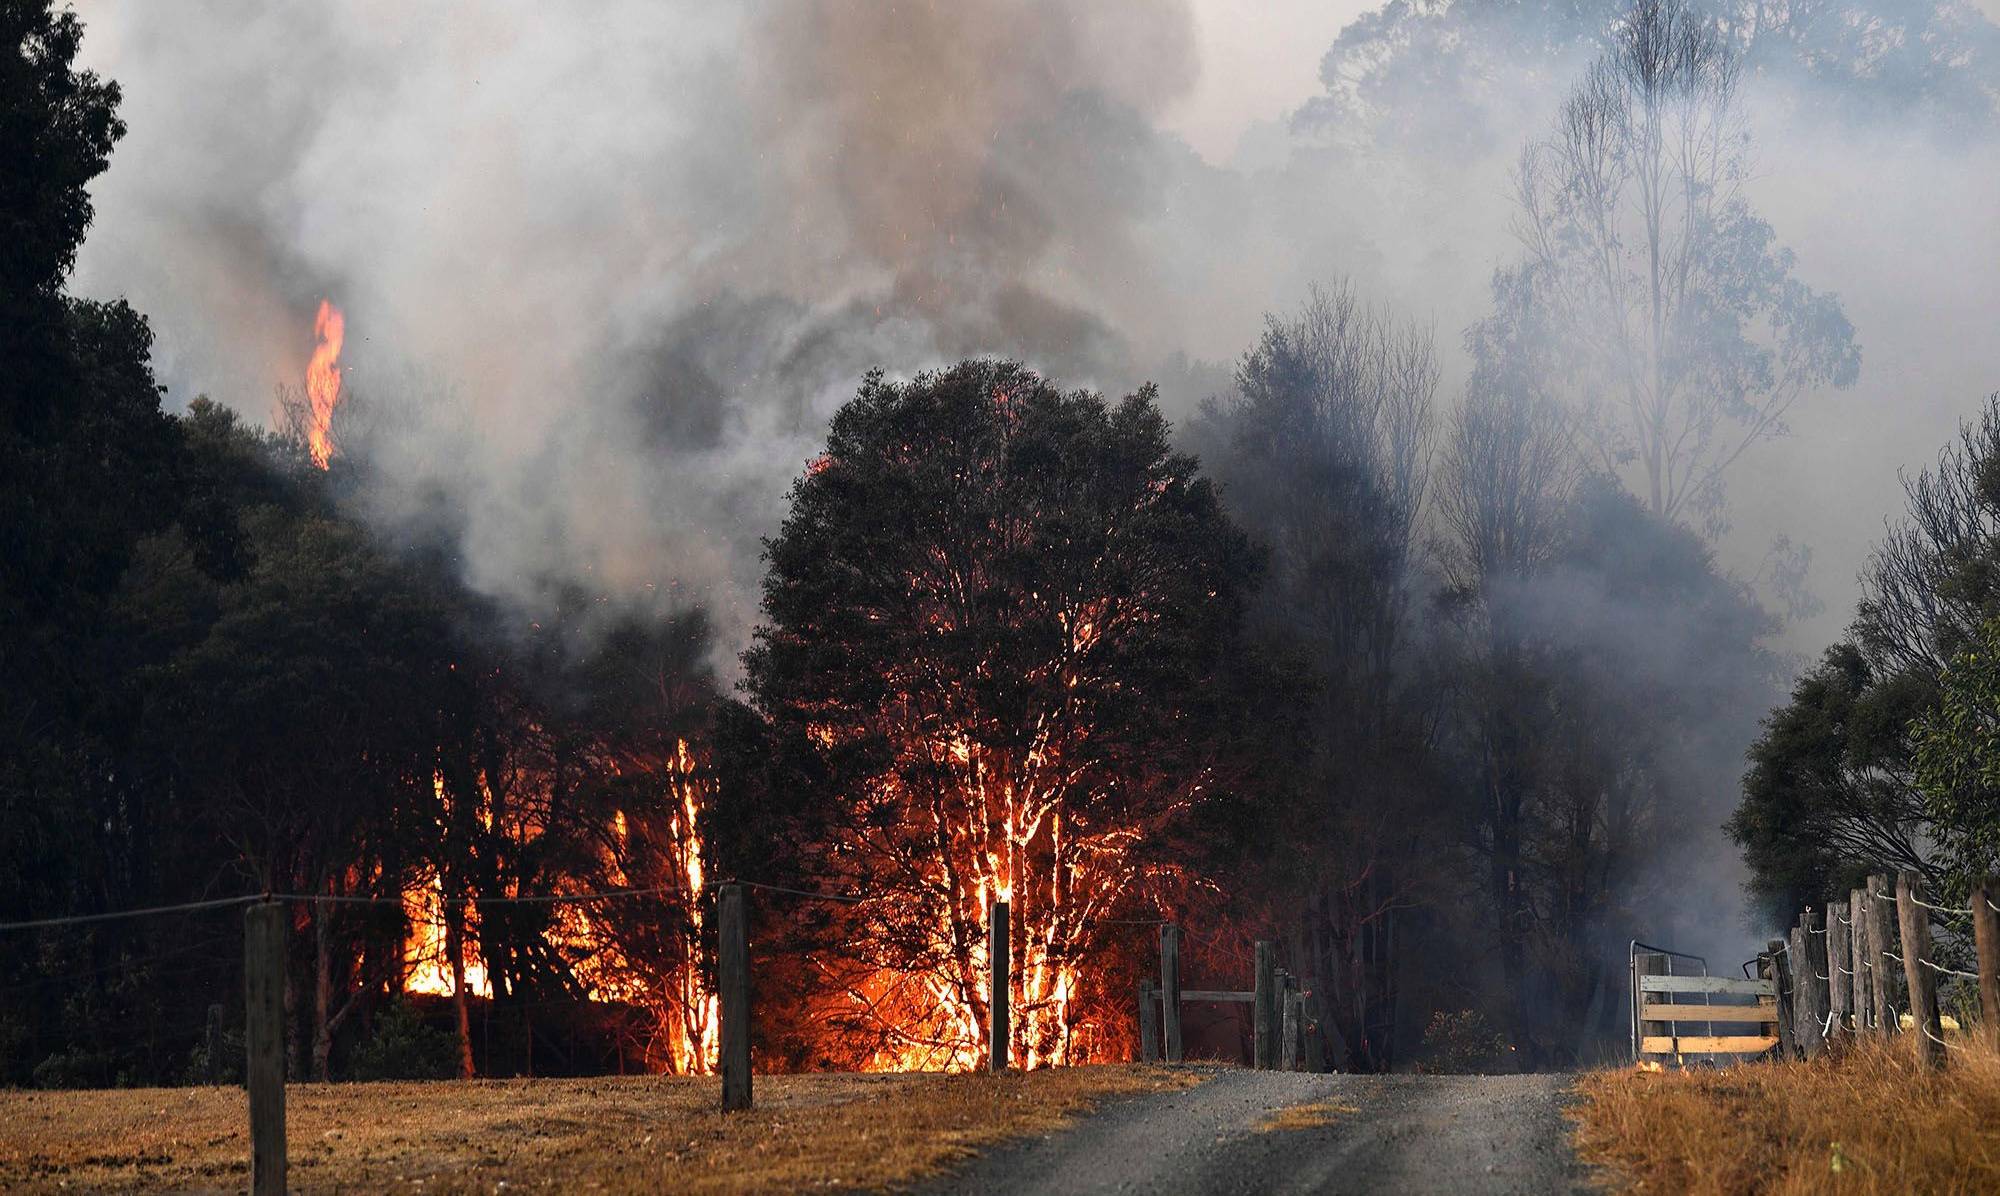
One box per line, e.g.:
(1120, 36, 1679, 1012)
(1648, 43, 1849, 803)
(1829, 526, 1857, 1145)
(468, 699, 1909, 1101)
(1166, 0, 1367, 160)
(1171, 0, 2000, 160)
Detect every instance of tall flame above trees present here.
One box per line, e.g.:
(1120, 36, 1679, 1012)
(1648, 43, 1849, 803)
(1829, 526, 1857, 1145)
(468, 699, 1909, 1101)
(304, 299, 344, 468)
(740, 361, 1271, 1070)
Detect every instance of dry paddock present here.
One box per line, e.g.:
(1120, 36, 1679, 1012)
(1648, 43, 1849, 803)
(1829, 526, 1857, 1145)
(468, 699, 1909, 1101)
(0, 1065, 1198, 1194)
(1569, 1036, 2000, 1194)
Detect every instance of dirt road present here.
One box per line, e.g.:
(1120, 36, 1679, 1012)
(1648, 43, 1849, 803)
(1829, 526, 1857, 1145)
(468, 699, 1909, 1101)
(926, 1069, 1590, 1196)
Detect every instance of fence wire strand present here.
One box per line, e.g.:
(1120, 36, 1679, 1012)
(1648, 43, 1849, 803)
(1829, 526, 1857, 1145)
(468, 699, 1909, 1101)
(0, 894, 260, 932)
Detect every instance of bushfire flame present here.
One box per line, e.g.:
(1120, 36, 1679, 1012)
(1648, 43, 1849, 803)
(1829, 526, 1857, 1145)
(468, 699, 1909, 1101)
(305, 299, 344, 468)
(403, 870, 491, 998)
(397, 741, 718, 1075)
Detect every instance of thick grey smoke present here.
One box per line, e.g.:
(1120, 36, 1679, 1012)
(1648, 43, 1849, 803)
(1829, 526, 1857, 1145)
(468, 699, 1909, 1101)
(69, 2, 2000, 639)
(68, 0, 2000, 969)
(72, 0, 1219, 646)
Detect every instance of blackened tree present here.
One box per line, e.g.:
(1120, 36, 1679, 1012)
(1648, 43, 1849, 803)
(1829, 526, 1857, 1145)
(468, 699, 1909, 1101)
(1441, 380, 1779, 1063)
(1190, 284, 1445, 1072)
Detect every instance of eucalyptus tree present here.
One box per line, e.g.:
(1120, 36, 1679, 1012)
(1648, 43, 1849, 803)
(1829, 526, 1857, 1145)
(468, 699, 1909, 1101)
(1478, 0, 1860, 529)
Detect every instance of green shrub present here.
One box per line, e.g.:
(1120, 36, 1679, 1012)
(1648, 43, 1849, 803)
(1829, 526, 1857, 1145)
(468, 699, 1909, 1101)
(347, 1000, 459, 1081)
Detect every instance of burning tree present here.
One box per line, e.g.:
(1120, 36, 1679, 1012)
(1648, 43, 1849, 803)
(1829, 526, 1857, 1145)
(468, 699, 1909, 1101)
(742, 361, 1262, 1069)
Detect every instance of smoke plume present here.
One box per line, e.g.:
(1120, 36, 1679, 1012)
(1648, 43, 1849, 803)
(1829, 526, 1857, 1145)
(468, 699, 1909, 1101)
(66, 0, 2000, 960)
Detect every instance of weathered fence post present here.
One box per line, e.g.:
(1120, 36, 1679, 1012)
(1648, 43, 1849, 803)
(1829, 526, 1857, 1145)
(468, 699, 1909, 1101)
(243, 901, 286, 1196)
(1826, 899, 1851, 1044)
(1896, 870, 1944, 1069)
(1138, 980, 1159, 1063)
(1160, 924, 1183, 1064)
(989, 899, 1010, 1073)
(1766, 939, 1795, 1058)
(1866, 874, 1894, 1035)
(718, 882, 752, 1110)
(1974, 876, 2000, 1053)
(1636, 952, 1669, 1060)
(1849, 889, 1872, 1035)
(1789, 922, 1814, 1058)
(1278, 974, 1299, 1071)
(1253, 941, 1275, 1070)
(1799, 909, 1829, 1059)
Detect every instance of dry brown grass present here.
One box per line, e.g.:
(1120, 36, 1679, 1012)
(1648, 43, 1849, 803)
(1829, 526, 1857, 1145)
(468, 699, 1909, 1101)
(1254, 1099, 1357, 1132)
(0, 1065, 1201, 1194)
(1571, 1036, 2000, 1194)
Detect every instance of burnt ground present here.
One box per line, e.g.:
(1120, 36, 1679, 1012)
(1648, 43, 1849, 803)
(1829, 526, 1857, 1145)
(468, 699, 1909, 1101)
(922, 1068, 1593, 1196)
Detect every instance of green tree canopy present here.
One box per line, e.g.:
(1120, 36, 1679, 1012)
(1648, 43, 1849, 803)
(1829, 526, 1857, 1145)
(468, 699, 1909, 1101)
(1913, 617, 2000, 897)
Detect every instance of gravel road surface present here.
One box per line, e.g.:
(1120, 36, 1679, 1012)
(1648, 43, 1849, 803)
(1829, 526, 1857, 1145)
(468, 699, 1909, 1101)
(925, 1069, 1591, 1196)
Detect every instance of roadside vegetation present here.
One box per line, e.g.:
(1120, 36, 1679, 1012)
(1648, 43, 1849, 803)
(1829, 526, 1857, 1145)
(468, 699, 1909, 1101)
(1570, 1039, 2000, 1194)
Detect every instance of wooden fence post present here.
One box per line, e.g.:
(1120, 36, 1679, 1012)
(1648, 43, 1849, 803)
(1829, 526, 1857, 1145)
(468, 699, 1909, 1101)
(1754, 950, 1778, 1057)
(1253, 941, 1275, 1070)
(1138, 980, 1159, 1063)
(1278, 975, 1299, 1071)
(243, 901, 286, 1196)
(1799, 910, 1829, 1059)
(1974, 877, 2000, 1053)
(1160, 925, 1182, 1064)
(718, 883, 752, 1110)
(1896, 870, 1944, 1068)
(1849, 889, 1872, 1035)
(1766, 939, 1795, 1058)
(1866, 874, 1894, 1035)
(1636, 953, 1669, 1061)
(1788, 923, 1813, 1058)
(989, 899, 1010, 1073)
(1826, 899, 1851, 1044)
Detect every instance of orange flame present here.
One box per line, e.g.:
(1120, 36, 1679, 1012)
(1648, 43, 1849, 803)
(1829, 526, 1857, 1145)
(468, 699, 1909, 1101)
(305, 299, 345, 468)
(398, 742, 719, 1075)
(403, 869, 492, 998)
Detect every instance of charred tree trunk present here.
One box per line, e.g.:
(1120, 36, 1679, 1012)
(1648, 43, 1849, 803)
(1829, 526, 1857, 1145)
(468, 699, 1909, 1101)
(446, 899, 475, 1078)
(309, 895, 360, 1082)
(312, 898, 334, 1082)
(283, 924, 302, 1081)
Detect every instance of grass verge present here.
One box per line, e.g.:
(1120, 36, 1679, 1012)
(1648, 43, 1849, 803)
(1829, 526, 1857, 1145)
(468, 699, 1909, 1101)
(1570, 1036, 2000, 1194)
(0, 1064, 1201, 1194)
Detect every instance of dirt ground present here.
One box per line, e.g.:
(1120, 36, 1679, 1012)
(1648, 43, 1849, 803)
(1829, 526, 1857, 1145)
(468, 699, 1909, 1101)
(0, 1065, 1199, 1194)
(926, 1069, 1588, 1196)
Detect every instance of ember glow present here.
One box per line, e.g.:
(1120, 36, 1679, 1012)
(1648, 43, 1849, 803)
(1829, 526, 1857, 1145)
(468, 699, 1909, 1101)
(304, 298, 344, 468)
